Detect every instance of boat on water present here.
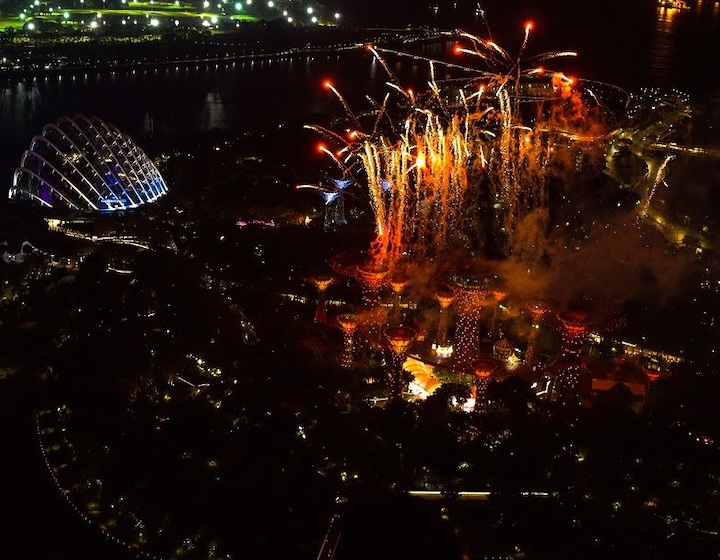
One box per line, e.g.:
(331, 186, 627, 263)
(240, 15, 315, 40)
(658, 0, 689, 9)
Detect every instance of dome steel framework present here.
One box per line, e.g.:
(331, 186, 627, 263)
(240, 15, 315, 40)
(10, 115, 167, 212)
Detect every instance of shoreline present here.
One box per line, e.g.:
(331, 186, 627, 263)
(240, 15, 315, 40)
(0, 26, 452, 78)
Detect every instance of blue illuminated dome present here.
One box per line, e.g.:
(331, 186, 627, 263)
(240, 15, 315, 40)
(10, 115, 168, 212)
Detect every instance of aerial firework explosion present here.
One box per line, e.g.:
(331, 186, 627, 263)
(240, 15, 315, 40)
(307, 23, 608, 271)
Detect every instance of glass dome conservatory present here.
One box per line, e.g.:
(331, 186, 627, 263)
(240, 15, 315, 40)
(10, 115, 168, 212)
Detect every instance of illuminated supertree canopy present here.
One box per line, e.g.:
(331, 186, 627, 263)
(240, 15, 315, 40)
(10, 114, 168, 212)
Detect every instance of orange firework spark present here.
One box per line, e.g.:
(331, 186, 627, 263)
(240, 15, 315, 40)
(307, 24, 594, 269)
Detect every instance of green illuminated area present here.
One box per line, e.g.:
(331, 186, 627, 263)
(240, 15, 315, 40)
(1, 0, 342, 33)
(0, 16, 20, 28)
(12, 7, 256, 32)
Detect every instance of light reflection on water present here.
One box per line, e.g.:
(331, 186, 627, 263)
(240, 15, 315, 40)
(0, 51, 390, 154)
(652, 8, 679, 84)
(651, 2, 720, 87)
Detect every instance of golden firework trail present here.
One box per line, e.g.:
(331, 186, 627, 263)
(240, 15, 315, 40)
(308, 24, 584, 269)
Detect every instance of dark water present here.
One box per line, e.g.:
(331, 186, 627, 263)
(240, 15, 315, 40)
(0, 0, 719, 185)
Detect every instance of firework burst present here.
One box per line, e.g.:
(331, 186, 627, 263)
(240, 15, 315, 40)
(307, 24, 598, 270)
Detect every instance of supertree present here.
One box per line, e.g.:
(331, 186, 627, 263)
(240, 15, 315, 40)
(556, 310, 591, 401)
(472, 358, 498, 412)
(297, 178, 352, 230)
(311, 275, 333, 324)
(388, 275, 409, 327)
(337, 314, 359, 369)
(384, 326, 416, 401)
(524, 301, 550, 368)
(432, 288, 455, 359)
(451, 275, 489, 368)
